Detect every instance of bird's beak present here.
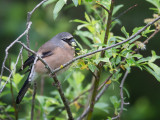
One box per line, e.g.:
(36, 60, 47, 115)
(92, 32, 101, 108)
(70, 39, 77, 47)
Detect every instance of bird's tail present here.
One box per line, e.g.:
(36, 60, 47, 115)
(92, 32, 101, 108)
(16, 74, 31, 104)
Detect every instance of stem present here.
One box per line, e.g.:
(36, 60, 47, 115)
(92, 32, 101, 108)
(31, 82, 37, 120)
(86, 1, 114, 119)
(119, 70, 129, 116)
(52, 75, 73, 120)
(101, 0, 114, 58)
(10, 78, 18, 120)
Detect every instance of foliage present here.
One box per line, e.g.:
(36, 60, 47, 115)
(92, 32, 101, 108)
(0, 0, 160, 120)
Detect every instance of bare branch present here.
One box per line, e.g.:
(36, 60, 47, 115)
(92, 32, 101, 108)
(112, 4, 137, 21)
(28, 56, 38, 82)
(119, 70, 129, 116)
(26, 0, 48, 56)
(86, 0, 114, 119)
(0, 22, 32, 86)
(31, 82, 37, 120)
(27, 0, 48, 21)
(143, 28, 160, 44)
(51, 15, 160, 75)
(10, 75, 18, 120)
(0, 47, 24, 94)
(77, 82, 110, 120)
(52, 75, 74, 120)
(96, 2, 110, 13)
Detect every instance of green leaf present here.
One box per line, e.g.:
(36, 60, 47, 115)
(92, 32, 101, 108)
(72, 0, 78, 7)
(121, 26, 129, 38)
(132, 54, 143, 59)
(132, 26, 143, 35)
(95, 102, 109, 113)
(116, 55, 121, 65)
(42, 0, 57, 7)
(75, 30, 93, 40)
(71, 19, 88, 24)
(63, 70, 73, 83)
(137, 57, 151, 64)
(85, 12, 91, 22)
(129, 35, 141, 43)
(146, 0, 160, 9)
(78, 0, 81, 5)
(142, 26, 154, 37)
(13, 73, 24, 85)
(88, 64, 98, 72)
(149, 50, 160, 63)
(144, 65, 160, 81)
(94, 58, 110, 65)
(112, 4, 124, 15)
(77, 24, 90, 30)
(53, 0, 66, 20)
(110, 96, 120, 108)
(108, 117, 112, 120)
(73, 71, 84, 84)
(148, 62, 160, 76)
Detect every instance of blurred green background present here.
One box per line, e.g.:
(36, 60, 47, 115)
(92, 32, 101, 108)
(0, 0, 160, 120)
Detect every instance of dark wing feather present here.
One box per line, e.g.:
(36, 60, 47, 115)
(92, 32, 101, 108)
(19, 51, 53, 72)
(19, 55, 35, 72)
(16, 72, 31, 104)
(42, 51, 53, 58)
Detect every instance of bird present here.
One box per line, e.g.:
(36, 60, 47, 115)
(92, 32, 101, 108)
(16, 32, 76, 104)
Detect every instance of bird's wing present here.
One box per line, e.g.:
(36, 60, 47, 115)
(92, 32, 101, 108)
(41, 51, 53, 58)
(19, 50, 54, 72)
(19, 55, 35, 72)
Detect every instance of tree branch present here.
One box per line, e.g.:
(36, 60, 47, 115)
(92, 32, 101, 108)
(119, 70, 129, 116)
(112, 4, 137, 21)
(0, 22, 32, 87)
(77, 82, 110, 120)
(86, 0, 114, 119)
(50, 15, 160, 76)
(96, 2, 110, 13)
(26, 0, 48, 56)
(52, 75, 74, 120)
(0, 47, 24, 94)
(31, 82, 37, 120)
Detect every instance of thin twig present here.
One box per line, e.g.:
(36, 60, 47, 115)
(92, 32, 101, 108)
(31, 82, 37, 120)
(119, 70, 129, 116)
(10, 74, 18, 120)
(0, 47, 24, 94)
(107, 71, 129, 120)
(40, 76, 44, 95)
(77, 21, 160, 120)
(27, 0, 48, 21)
(77, 83, 110, 120)
(144, 28, 160, 44)
(53, 75, 74, 120)
(96, 2, 110, 13)
(26, 0, 48, 56)
(28, 56, 38, 82)
(30, 57, 38, 120)
(98, 73, 113, 91)
(0, 22, 32, 87)
(112, 4, 137, 21)
(4, 66, 11, 73)
(86, 0, 114, 119)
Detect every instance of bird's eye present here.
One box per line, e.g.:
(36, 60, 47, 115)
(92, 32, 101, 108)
(62, 37, 72, 42)
(62, 37, 76, 47)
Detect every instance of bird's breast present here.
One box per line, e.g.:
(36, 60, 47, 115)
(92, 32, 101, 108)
(34, 47, 74, 75)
